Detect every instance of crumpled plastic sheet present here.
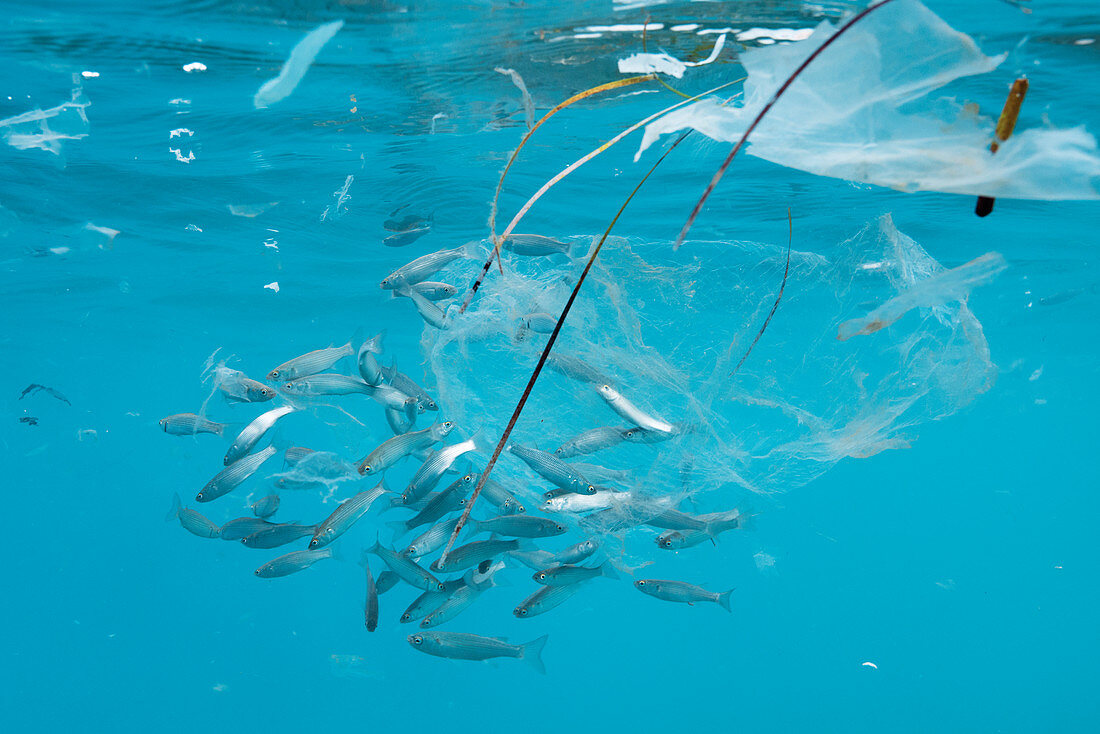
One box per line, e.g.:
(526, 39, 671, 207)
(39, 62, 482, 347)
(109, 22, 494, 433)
(634, 0, 1100, 200)
(0, 86, 90, 155)
(417, 214, 998, 543)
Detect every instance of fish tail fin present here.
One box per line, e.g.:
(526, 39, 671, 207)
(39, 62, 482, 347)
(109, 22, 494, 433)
(165, 492, 182, 522)
(717, 588, 736, 613)
(367, 329, 386, 354)
(326, 542, 344, 563)
(348, 326, 365, 355)
(601, 562, 620, 581)
(462, 240, 481, 259)
(358, 550, 372, 569)
(469, 427, 495, 455)
(382, 359, 397, 383)
(521, 634, 549, 675)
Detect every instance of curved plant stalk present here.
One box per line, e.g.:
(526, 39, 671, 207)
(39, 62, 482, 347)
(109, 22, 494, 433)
(439, 131, 695, 563)
(461, 79, 741, 314)
(488, 75, 657, 244)
(730, 208, 792, 376)
(674, 0, 900, 249)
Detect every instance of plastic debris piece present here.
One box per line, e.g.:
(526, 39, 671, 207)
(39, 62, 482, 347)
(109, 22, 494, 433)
(837, 252, 1007, 341)
(617, 32, 726, 79)
(637, 0, 1100, 201)
(0, 87, 90, 154)
(254, 20, 343, 109)
(494, 67, 534, 130)
(182, 62, 207, 72)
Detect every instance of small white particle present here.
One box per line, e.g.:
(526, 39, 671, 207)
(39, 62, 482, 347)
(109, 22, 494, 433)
(169, 147, 195, 163)
(183, 62, 207, 72)
(671, 24, 700, 32)
(185, 224, 203, 232)
(169, 128, 194, 138)
(1074, 38, 1095, 46)
(861, 661, 878, 670)
(1034, 398, 1047, 405)
(264, 281, 280, 292)
(1029, 366, 1044, 381)
(81, 71, 100, 78)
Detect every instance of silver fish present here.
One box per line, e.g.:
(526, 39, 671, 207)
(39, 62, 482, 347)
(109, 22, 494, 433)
(479, 476, 526, 515)
(367, 384, 420, 416)
(359, 552, 379, 632)
(501, 233, 570, 256)
(224, 406, 295, 466)
(217, 369, 275, 403)
(621, 425, 681, 443)
(159, 413, 225, 436)
(219, 516, 275, 541)
(399, 285, 448, 329)
(645, 508, 708, 532)
(369, 541, 445, 591)
(431, 537, 521, 574)
(357, 331, 386, 386)
(267, 330, 360, 381)
(508, 443, 595, 494)
(403, 517, 460, 559)
(634, 579, 734, 611)
(384, 212, 432, 232)
(544, 490, 617, 513)
(520, 312, 558, 334)
(656, 510, 743, 549)
(569, 462, 630, 484)
(407, 631, 548, 673)
(380, 243, 477, 290)
(241, 522, 318, 549)
(467, 515, 567, 538)
(532, 562, 617, 586)
(356, 421, 455, 475)
(513, 582, 585, 617)
(595, 383, 674, 434)
(384, 227, 430, 248)
(386, 365, 438, 412)
(282, 374, 373, 397)
(420, 563, 504, 629)
(251, 494, 280, 518)
(403, 433, 488, 504)
(197, 445, 278, 502)
(166, 493, 220, 538)
(393, 281, 457, 301)
(309, 481, 391, 549)
(392, 474, 472, 534)
(550, 539, 599, 565)
(554, 426, 626, 458)
(507, 549, 556, 571)
(254, 547, 336, 578)
(545, 354, 612, 386)
(400, 578, 467, 623)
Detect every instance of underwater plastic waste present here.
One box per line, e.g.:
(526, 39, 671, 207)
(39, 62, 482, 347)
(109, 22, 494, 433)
(634, 0, 1100, 200)
(0, 86, 90, 155)
(254, 20, 344, 109)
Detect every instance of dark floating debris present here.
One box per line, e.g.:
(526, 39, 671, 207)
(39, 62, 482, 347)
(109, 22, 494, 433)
(19, 383, 71, 405)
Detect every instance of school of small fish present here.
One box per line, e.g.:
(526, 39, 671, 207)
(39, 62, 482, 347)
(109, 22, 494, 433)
(161, 236, 745, 674)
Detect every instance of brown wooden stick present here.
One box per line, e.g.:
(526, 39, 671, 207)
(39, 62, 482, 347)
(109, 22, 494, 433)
(976, 77, 1028, 217)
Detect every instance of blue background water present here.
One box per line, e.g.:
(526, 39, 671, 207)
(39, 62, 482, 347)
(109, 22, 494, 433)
(2, 1, 1098, 731)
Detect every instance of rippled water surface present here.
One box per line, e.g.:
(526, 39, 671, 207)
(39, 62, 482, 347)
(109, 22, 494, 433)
(3, 1, 1099, 732)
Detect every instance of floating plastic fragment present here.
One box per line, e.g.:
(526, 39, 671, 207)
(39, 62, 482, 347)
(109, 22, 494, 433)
(182, 62, 207, 72)
(617, 32, 726, 79)
(0, 87, 90, 154)
(837, 252, 1007, 341)
(254, 20, 343, 109)
(494, 67, 535, 130)
(636, 0, 1100, 200)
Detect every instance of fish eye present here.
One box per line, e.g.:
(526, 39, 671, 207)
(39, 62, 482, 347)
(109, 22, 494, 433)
(411, 635, 422, 645)
(270, 371, 279, 378)
(516, 608, 528, 616)
(556, 525, 565, 532)
(401, 614, 411, 622)
(458, 499, 466, 505)
(537, 573, 545, 580)
(637, 580, 646, 586)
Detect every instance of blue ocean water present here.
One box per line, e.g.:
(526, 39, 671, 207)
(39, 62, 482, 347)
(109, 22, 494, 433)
(2, 0, 1099, 731)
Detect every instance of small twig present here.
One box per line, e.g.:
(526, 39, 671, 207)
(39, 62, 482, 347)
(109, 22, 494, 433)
(731, 208, 792, 376)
